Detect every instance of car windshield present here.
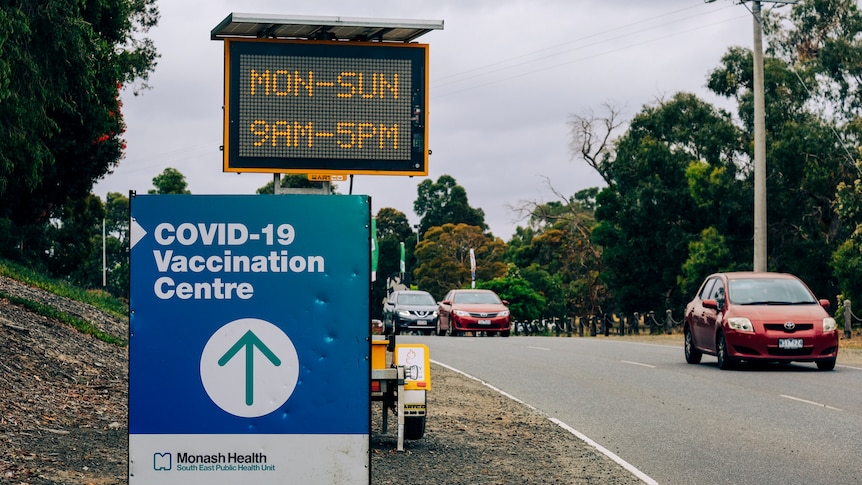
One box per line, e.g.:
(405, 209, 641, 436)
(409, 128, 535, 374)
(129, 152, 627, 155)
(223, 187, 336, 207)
(728, 278, 817, 305)
(452, 292, 501, 305)
(397, 293, 436, 306)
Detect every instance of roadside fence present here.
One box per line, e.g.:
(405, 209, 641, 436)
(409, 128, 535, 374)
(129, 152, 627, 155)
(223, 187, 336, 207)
(842, 300, 861, 339)
(511, 300, 861, 339)
(512, 310, 683, 337)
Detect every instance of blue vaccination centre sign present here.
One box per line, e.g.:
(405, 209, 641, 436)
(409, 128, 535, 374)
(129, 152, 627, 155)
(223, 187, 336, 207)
(128, 194, 370, 484)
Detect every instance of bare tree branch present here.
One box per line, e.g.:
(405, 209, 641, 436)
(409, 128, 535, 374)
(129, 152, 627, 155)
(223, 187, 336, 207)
(568, 101, 626, 186)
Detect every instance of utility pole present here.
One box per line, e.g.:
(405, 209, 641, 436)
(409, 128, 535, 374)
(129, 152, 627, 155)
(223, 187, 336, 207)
(752, 0, 767, 272)
(707, 0, 798, 271)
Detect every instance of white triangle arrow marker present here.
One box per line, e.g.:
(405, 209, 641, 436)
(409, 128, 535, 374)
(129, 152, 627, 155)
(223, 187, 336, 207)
(130, 218, 147, 250)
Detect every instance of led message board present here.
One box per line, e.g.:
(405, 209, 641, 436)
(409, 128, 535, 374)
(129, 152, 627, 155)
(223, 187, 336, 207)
(223, 39, 428, 175)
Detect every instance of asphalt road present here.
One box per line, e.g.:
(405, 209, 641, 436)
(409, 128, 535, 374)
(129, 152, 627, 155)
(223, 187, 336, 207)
(397, 335, 862, 485)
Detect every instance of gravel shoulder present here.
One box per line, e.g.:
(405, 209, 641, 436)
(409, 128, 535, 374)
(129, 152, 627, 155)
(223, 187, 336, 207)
(371, 363, 643, 484)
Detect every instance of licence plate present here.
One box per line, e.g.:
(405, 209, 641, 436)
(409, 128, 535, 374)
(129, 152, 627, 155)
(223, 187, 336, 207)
(778, 338, 804, 349)
(416, 320, 427, 325)
(478, 319, 491, 325)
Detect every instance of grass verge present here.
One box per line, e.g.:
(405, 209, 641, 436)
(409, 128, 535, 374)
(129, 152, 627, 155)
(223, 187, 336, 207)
(0, 258, 128, 346)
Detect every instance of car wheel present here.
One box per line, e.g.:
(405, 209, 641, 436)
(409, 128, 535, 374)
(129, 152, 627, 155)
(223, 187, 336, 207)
(500, 329, 510, 337)
(447, 324, 458, 337)
(716, 333, 736, 370)
(816, 358, 836, 371)
(684, 327, 702, 364)
(404, 416, 426, 440)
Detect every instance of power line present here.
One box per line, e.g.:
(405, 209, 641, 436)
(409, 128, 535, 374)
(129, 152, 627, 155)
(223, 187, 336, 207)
(432, 3, 742, 97)
(435, 3, 713, 85)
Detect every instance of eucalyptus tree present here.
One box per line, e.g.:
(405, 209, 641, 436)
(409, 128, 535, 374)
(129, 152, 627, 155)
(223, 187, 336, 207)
(575, 0, 862, 313)
(372, 207, 414, 318)
(148, 167, 191, 195)
(413, 175, 487, 235)
(765, 0, 862, 303)
(0, 0, 158, 268)
(413, 223, 506, 301)
(707, 2, 856, 299)
(590, 93, 744, 314)
(511, 189, 604, 317)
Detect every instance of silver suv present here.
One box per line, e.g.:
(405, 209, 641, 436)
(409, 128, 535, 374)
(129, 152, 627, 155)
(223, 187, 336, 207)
(382, 290, 439, 335)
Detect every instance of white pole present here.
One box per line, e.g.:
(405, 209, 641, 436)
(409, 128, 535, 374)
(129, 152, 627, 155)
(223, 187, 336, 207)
(102, 218, 107, 287)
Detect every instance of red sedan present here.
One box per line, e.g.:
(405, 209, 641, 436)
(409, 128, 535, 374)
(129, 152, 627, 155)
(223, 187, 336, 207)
(437, 289, 511, 337)
(684, 272, 839, 370)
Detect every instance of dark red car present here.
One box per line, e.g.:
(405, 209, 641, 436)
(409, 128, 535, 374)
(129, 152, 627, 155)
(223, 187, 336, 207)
(437, 289, 511, 337)
(684, 272, 839, 370)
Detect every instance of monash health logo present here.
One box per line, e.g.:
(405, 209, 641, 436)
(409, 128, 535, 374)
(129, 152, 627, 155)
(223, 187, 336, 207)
(154, 452, 172, 471)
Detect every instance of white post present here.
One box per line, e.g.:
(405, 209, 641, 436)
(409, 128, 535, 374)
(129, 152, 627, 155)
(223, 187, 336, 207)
(102, 218, 107, 287)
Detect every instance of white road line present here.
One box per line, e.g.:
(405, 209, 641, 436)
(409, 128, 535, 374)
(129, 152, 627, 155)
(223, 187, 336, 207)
(621, 360, 656, 368)
(551, 418, 659, 485)
(837, 364, 862, 371)
(527, 346, 551, 351)
(780, 394, 843, 412)
(432, 359, 659, 485)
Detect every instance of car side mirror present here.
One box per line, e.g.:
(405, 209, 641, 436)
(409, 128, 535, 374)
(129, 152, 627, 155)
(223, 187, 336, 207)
(703, 299, 720, 310)
(441, 300, 451, 305)
(502, 300, 510, 305)
(819, 299, 831, 310)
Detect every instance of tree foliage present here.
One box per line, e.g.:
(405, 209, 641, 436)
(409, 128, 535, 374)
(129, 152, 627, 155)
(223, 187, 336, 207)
(371, 207, 414, 319)
(148, 167, 190, 194)
(413, 223, 506, 301)
(770, 0, 862, 120)
(708, 14, 851, 299)
(591, 93, 742, 314)
(580, 0, 860, 315)
(678, 227, 736, 300)
(512, 189, 604, 317)
(256, 174, 338, 194)
(768, 0, 862, 304)
(479, 266, 546, 322)
(414, 175, 487, 234)
(103, 192, 131, 298)
(0, 0, 158, 272)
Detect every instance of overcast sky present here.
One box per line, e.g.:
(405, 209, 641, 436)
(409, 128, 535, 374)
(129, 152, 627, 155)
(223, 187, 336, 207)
(94, 0, 768, 239)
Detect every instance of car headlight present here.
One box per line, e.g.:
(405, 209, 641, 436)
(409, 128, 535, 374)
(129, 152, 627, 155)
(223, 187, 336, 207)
(431, 311, 438, 317)
(823, 317, 837, 332)
(727, 317, 754, 332)
(454, 310, 470, 316)
(498, 310, 510, 317)
(397, 310, 411, 318)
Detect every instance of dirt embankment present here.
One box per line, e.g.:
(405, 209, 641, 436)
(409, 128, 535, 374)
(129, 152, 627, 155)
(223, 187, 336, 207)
(0, 276, 128, 484)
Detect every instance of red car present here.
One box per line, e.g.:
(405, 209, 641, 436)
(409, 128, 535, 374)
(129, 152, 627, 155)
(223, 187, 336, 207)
(684, 272, 839, 370)
(437, 289, 511, 337)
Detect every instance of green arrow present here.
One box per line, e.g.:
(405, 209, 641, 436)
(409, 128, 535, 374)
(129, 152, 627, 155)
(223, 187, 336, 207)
(218, 330, 281, 406)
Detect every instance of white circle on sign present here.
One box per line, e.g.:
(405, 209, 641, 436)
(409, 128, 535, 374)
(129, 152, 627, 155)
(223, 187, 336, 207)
(200, 318, 299, 418)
